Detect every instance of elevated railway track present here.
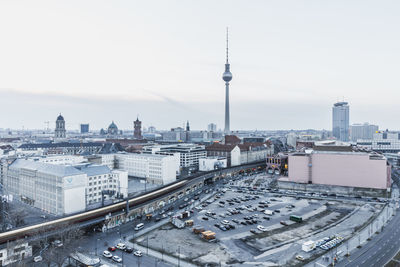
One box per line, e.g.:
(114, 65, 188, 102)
(0, 161, 265, 244)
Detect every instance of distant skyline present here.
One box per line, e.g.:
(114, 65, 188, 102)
(1, 1, 399, 131)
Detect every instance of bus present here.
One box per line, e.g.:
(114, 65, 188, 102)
(290, 215, 302, 223)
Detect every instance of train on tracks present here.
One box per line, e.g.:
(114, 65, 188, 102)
(0, 161, 265, 244)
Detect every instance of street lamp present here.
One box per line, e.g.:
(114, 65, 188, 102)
(95, 238, 99, 256)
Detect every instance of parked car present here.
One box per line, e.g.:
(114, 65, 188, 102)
(52, 240, 63, 248)
(134, 250, 143, 257)
(296, 255, 304, 261)
(112, 255, 122, 263)
(250, 229, 257, 234)
(257, 225, 267, 232)
(116, 243, 126, 250)
(33, 256, 43, 262)
(103, 251, 112, 258)
(124, 247, 133, 253)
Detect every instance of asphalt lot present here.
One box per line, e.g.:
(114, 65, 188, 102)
(27, 170, 393, 267)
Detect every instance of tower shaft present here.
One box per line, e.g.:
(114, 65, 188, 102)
(224, 82, 230, 134)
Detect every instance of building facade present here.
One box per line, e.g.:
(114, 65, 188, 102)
(287, 145, 391, 190)
(75, 164, 128, 205)
(199, 157, 227, 171)
(55, 114, 66, 138)
(6, 159, 87, 215)
(4, 159, 128, 215)
(0, 242, 32, 266)
(208, 123, 217, 132)
(206, 144, 241, 167)
(350, 123, 378, 141)
(143, 144, 206, 170)
(332, 102, 349, 142)
(357, 131, 400, 153)
(115, 153, 177, 184)
(80, 124, 89, 134)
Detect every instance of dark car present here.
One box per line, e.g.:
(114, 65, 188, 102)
(250, 229, 257, 234)
(124, 247, 133, 253)
(240, 221, 247, 225)
(263, 216, 271, 220)
(232, 219, 239, 223)
(251, 219, 257, 224)
(155, 217, 161, 222)
(274, 209, 280, 213)
(220, 225, 227, 231)
(228, 224, 236, 229)
(214, 223, 220, 228)
(202, 217, 209, 220)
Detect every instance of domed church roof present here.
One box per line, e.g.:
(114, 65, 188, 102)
(108, 121, 118, 129)
(57, 114, 64, 121)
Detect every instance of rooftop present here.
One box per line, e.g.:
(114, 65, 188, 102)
(10, 159, 84, 177)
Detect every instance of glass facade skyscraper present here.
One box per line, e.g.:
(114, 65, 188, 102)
(332, 102, 349, 142)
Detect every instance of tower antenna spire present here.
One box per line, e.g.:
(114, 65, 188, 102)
(226, 27, 229, 64)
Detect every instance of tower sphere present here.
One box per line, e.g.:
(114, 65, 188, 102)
(223, 71, 232, 82)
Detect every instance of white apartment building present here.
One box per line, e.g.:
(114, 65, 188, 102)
(143, 144, 206, 170)
(6, 159, 87, 215)
(4, 159, 128, 215)
(0, 242, 32, 266)
(240, 147, 271, 164)
(99, 153, 116, 170)
(75, 164, 128, 205)
(357, 131, 400, 153)
(115, 153, 177, 184)
(350, 123, 378, 142)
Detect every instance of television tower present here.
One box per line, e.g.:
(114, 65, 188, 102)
(222, 27, 232, 135)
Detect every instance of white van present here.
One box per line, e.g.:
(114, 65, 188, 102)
(134, 223, 144, 231)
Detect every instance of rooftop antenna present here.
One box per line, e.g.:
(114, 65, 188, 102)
(226, 27, 229, 64)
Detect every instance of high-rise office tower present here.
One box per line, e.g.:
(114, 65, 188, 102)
(80, 124, 89, 134)
(55, 114, 66, 138)
(332, 102, 349, 142)
(222, 28, 232, 135)
(208, 123, 217, 132)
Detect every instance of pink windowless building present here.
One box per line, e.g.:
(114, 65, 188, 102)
(288, 150, 391, 190)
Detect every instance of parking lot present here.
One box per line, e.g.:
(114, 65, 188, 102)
(134, 172, 384, 266)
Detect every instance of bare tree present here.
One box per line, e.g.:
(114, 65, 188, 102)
(35, 224, 85, 267)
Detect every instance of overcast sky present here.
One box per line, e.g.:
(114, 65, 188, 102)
(1, 1, 399, 131)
